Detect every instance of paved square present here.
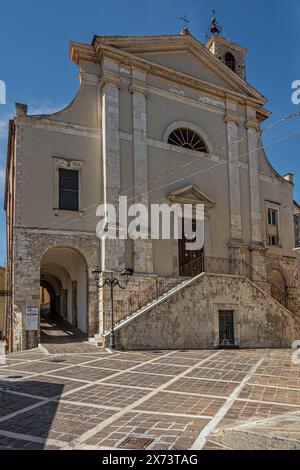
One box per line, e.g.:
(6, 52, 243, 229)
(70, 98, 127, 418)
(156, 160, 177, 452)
(0, 347, 299, 450)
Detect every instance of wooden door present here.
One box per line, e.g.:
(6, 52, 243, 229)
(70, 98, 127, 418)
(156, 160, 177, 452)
(179, 219, 204, 277)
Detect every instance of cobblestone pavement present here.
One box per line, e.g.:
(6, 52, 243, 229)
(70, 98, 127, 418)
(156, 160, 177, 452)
(0, 347, 299, 450)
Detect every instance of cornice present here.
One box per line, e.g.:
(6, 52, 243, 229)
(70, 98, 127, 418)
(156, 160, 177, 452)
(97, 35, 264, 102)
(206, 35, 248, 54)
(70, 42, 97, 64)
(71, 39, 268, 108)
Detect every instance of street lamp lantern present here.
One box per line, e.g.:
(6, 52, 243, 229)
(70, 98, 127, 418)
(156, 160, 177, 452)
(121, 268, 134, 283)
(92, 266, 102, 282)
(92, 267, 134, 351)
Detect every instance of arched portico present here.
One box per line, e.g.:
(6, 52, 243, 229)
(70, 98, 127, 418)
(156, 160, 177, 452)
(40, 246, 88, 334)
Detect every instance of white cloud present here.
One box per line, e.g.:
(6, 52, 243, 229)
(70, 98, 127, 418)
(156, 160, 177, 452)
(27, 102, 65, 116)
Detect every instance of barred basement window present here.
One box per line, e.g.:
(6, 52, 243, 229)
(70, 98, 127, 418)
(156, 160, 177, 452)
(59, 168, 79, 211)
(225, 52, 236, 73)
(168, 128, 208, 153)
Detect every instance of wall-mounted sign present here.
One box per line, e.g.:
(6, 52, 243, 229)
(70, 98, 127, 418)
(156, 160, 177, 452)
(26, 308, 39, 331)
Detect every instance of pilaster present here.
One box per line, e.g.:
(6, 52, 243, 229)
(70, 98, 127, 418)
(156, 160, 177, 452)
(101, 59, 125, 271)
(225, 104, 242, 244)
(130, 67, 153, 274)
(246, 107, 262, 246)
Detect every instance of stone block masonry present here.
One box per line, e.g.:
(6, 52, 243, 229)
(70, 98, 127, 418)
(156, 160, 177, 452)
(114, 274, 300, 350)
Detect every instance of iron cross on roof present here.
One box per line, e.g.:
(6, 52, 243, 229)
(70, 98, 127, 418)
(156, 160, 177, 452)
(179, 15, 191, 36)
(180, 15, 190, 26)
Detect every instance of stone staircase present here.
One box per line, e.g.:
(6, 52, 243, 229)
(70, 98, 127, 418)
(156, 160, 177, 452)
(102, 268, 300, 350)
(103, 272, 206, 340)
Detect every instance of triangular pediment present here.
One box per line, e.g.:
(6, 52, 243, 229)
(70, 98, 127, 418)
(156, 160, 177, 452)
(93, 34, 266, 103)
(168, 185, 215, 207)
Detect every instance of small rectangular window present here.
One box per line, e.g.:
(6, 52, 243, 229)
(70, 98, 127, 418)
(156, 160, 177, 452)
(268, 209, 278, 226)
(59, 169, 79, 211)
(268, 235, 280, 246)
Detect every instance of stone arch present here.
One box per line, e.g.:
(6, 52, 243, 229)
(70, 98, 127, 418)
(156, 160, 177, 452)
(13, 231, 100, 349)
(163, 121, 214, 154)
(267, 267, 288, 308)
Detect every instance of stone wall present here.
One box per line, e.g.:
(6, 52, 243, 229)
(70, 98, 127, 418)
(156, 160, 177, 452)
(266, 255, 300, 313)
(114, 274, 300, 350)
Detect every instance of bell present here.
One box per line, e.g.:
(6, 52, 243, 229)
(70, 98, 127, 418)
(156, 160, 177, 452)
(210, 19, 221, 35)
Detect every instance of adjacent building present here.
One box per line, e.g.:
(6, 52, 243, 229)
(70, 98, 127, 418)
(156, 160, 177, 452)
(0, 267, 6, 341)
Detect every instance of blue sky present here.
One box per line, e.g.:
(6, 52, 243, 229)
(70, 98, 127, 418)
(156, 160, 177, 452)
(0, 0, 300, 265)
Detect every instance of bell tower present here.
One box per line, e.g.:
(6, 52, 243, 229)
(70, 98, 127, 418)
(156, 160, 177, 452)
(205, 11, 247, 81)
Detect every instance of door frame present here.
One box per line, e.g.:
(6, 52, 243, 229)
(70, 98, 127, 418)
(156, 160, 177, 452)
(213, 303, 240, 348)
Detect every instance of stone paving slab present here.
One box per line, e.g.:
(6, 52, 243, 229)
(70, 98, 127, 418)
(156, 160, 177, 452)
(45, 365, 117, 382)
(154, 356, 205, 366)
(88, 359, 145, 370)
(248, 374, 300, 390)
(165, 377, 238, 397)
(0, 402, 116, 443)
(237, 384, 300, 406)
(63, 383, 151, 408)
(187, 367, 248, 382)
(0, 391, 42, 418)
(83, 411, 209, 450)
(40, 354, 102, 365)
(0, 375, 87, 398)
(217, 400, 300, 428)
(255, 366, 300, 379)
(202, 360, 254, 372)
(102, 371, 174, 389)
(0, 348, 299, 450)
(0, 370, 35, 380)
(134, 391, 226, 417)
(133, 363, 190, 376)
(3, 361, 70, 374)
(0, 435, 61, 450)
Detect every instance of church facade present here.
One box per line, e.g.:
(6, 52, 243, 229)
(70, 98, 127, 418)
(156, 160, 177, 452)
(5, 28, 300, 351)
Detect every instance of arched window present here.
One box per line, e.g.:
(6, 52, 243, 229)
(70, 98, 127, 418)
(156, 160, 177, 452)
(59, 168, 79, 211)
(225, 52, 236, 73)
(168, 128, 208, 153)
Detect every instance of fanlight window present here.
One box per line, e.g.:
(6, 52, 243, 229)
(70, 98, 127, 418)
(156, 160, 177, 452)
(225, 52, 236, 73)
(168, 128, 208, 153)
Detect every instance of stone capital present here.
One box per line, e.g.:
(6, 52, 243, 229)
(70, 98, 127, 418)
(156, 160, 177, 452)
(224, 113, 240, 126)
(128, 82, 149, 98)
(245, 120, 260, 132)
(248, 241, 266, 252)
(99, 71, 122, 90)
(79, 71, 100, 86)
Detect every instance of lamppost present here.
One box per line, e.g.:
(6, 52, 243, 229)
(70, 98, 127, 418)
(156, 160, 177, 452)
(92, 267, 134, 350)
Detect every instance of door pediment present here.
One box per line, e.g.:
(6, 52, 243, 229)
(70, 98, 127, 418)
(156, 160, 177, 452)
(167, 185, 215, 208)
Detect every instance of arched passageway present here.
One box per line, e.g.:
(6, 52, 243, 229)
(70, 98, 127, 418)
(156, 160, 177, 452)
(40, 247, 88, 339)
